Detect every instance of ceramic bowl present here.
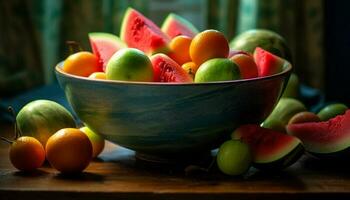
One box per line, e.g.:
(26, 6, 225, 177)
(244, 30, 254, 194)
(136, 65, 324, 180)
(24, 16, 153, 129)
(56, 62, 292, 157)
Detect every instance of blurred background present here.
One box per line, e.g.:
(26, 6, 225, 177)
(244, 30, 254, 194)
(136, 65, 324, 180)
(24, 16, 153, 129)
(0, 0, 349, 104)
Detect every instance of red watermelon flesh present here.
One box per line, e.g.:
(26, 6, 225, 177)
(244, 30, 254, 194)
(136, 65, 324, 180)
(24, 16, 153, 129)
(161, 13, 199, 39)
(150, 53, 193, 83)
(120, 8, 170, 55)
(89, 32, 126, 71)
(253, 47, 285, 77)
(233, 124, 302, 164)
(287, 109, 350, 154)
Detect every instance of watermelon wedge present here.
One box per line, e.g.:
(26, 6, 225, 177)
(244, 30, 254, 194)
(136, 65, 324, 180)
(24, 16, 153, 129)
(254, 47, 286, 77)
(120, 8, 170, 55)
(89, 32, 126, 71)
(161, 13, 199, 39)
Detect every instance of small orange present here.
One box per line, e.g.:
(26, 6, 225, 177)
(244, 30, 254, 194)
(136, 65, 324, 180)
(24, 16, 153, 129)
(230, 54, 258, 79)
(80, 127, 105, 158)
(181, 62, 198, 79)
(88, 72, 107, 80)
(190, 30, 229, 65)
(63, 51, 101, 77)
(168, 36, 192, 65)
(9, 136, 45, 171)
(46, 128, 92, 174)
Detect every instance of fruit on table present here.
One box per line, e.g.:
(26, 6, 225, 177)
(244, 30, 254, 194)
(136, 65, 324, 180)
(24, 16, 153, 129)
(253, 47, 285, 77)
(190, 29, 229, 65)
(150, 53, 193, 82)
(262, 98, 306, 132)
(287, 110, 350, 159)
(181, 62, 198, 80)
(16, 100, 76, 146)
(88, 72, 107, 80)
(161, 13, 199, 39)
(46, 128, 93, 173)
(217, 140, 252, 176)
(288, 111, 321, 125)
(80, 126, 105, 158)
(317, 103, 348, 121)
(89, 32, 126, 71)
(281, 73, 299, 98)
(230, 53, 258, 79)
(232, 124, 304, 170)
(230, 29, 292, 62)
(194, 58, 241, 83)
(168, 35, 192, 65)
(63, 51, 101, 77)
(120, 8, 170, 55)
(106, 48, 154, 82)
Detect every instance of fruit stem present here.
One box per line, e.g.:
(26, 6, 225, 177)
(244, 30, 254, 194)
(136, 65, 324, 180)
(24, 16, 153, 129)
(0, 136, 13, 144)
(66, 41, 83, 55)
(8, 106, 21, 139)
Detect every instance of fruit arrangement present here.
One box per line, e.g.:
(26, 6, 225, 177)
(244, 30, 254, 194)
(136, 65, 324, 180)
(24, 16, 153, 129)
(61, 8, 289, 83)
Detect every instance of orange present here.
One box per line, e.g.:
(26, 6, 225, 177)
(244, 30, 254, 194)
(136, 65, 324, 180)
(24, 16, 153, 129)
(190, 30, 229, 65)
(46, 128, 92, 174)
(9, 136, 45, 171)
(168, 36, 192, 65)
(230, 54, 258, 79)
(181, 62, 198, 79)
(63, 51, 101, 77)
(88, 72, 107, 80)
(80, 127, 105, 158)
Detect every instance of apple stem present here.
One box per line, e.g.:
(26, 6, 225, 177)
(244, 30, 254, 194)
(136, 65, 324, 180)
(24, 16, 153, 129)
(66, 41, 83, 55)
(8, 106, 21, 139)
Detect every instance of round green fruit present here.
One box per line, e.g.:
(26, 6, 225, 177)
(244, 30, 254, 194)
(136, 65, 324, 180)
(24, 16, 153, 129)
(106, 48, 154, 82)
(230, 29, 292, 62)
(16, 100, 76, 146)
(217, 140, 252, 176)
(80, 126, 105, 158)
(317, 103, 348, 121)
(194, 58, 240, 83)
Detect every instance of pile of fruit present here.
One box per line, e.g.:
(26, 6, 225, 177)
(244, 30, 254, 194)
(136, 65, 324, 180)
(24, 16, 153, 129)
(61, 8, 290, 83)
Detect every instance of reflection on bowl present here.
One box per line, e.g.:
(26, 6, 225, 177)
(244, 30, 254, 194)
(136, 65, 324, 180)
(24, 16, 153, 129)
(55, 62, 291, 157)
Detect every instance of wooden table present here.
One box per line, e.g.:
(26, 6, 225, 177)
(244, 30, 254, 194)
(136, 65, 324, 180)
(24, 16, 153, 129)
(0, 123, 350, 200)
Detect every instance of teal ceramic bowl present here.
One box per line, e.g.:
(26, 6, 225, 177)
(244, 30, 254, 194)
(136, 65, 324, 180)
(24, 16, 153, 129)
(56, 63, 292, 157)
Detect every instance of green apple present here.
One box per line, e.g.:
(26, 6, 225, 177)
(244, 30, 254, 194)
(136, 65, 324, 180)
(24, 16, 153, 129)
(106, 48, 154, 81)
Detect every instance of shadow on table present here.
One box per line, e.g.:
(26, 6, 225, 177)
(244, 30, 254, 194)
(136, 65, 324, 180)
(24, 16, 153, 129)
(53, 171, 105, 182)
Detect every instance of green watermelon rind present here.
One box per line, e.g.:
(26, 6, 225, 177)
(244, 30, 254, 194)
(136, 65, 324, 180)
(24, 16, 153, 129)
(161, 13, 199, 37)
(89, 32, 126, 48)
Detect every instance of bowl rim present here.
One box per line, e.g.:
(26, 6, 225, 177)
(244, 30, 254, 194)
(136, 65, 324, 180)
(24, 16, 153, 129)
(55, 60, 292, 86)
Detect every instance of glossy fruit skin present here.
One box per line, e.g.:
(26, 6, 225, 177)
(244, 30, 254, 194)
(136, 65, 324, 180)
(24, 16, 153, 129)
(217, 140, 252, 176)
(63, 51, 101, 77)
(288, 111, 321, 125)
(317, 103, 348, 121)
(195, 58, 240, 83)
(89, 72, 106, 80)
(190, 29, 229, 65)
(169, 35, 192, 65)
(106, 48, 154, 82)
(181, 62, 198, 79)
(230, 54, 258, 79)
(80, 127, 105, 158)
(46, 128, 92, 174)
(9, 136, 45, 171)
(16, 100, 76, 147)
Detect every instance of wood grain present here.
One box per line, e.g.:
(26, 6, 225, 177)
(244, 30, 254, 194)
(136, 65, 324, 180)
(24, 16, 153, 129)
(0, 138, 350, 200)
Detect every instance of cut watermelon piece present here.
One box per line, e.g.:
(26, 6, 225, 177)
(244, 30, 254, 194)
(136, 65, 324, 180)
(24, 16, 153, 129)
(287, 110, 350, 157)
(253, 47, 286, 77)
(89, 32, 126, 71)
(120, 8, 170, 55)
(150, 53, 193, 83)
(161, 13, 199, 39)
(232, 124, 304, 170)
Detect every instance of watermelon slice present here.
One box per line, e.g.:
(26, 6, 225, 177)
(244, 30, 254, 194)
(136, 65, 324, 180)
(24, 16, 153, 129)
(161, 13, 199, 39)
(150, 53, 193, 83)
(89, 32, 126, 71)
(120, 8, 170, 55)
(287, 110, 350, 157)
(253, 47, 286, 77)
(232, 124, 304, 170)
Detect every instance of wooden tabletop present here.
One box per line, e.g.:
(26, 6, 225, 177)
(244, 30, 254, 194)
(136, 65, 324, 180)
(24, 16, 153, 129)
(0, 123, 350, 200)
